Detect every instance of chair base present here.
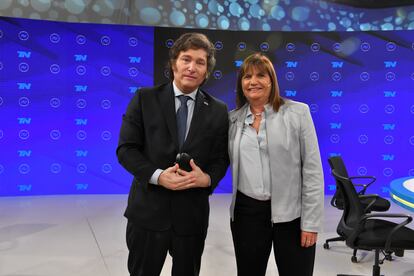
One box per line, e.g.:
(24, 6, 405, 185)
(324, 236, 345, 249)
(324, 236, 359, 263)
(337, 249, 386, 276)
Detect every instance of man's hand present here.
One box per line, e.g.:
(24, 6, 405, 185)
(158, 164, 196, 190)
(175, 159, 211, 190)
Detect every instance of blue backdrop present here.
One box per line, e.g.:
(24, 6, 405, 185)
(1, 17, 414, 196)
(0, 17, 153, 195)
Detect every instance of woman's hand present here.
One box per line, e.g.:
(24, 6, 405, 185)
(301, 231, 317, 248)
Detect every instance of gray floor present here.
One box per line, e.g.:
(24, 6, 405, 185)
(0, 194, 413, 276)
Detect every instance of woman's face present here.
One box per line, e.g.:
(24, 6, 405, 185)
(241, 66, 272, 104)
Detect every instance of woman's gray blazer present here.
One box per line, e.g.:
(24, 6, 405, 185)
(228, 100, 324, 232)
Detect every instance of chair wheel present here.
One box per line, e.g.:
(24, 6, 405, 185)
(323, 243, 329, 249)
(395, 249, 404, 257)
(351, 256, 358, 263)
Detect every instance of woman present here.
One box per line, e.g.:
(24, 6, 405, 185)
(229, 53, 324, 276)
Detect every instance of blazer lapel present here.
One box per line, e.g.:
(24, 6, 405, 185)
(157, 83, 179, 149)
(229, 105, 248, 193)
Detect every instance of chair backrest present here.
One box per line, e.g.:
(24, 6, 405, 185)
(328, 156, 349, 178)
(328, 156, 349, 209)
(331, 168, 365, 238)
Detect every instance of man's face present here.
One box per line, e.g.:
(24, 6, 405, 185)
(172, 48, 208, 94)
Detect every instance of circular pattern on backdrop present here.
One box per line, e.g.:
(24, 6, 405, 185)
(286, 43, 295, 52)
(384, 135, 394, 145)
(285, 72, 295, 81)
(309, 72, 319, 81)
(50, 33, 60, 43)
(330, 134, 340, 143)
(50, 163, 62, 174)
(19, 62, 29, 72)
(360, 72, 370, 81)
(76, 65, 86, 75)
(383, 168, 393, 177)
(50, 64, 60, 74)
(19, 130, 30, 140)
(76, 99, 87, 109)
(102, 163, 112, 174)
(330, 104, 341, 114)
(101, 131, 112, 141)
(50, 98, 61, 108)
(358, 135, 369, 144)
(310, 43, 320, 52)
(101, 35, 111, 45)
(358, 167, 367, 176)
(129, 37, 138, 47)
(332, 72, 341, 81)
(360, 42, 371, 52)
(76, 130, 87, 141)
(77, 163, 87, 174)
(18, 31, 29, 41)
(101, 99, 111, 109)
(19, 163, 30, 174)
(101, 66, 111, 76)
(76, 35, 86, 45)
(50, 130, 61, 140)
(386, 42, 396, 51)
(359, 104, 369, 114)
(19, 97, 30, 107)
(309, 104, 319, 113)
(384, 104, 395, 114)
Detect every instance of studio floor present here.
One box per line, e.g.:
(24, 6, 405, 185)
(0, 194, 413, 276)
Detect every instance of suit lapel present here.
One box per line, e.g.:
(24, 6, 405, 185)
(157, 83, 179, 149)
(184, 90, 208, 147)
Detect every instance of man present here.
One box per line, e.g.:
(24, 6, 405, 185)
(116, 32, 229, 276)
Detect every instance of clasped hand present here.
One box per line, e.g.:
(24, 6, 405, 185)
(158, 159, 210, 190)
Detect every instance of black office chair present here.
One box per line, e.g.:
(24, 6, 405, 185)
(324, 156, 391, 262)
(331, 169, 414, 276)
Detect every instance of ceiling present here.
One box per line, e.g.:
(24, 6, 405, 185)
(326, 0, 414, 8)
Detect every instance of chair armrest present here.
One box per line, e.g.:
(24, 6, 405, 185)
(361, 212, 411, 221)
(358, 194, 379, 213)
(359, 213, 413, 252)
(349, 176, 376, 194)
(349, 175, 376, 183)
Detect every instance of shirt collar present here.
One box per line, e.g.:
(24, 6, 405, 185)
(173, 81, 197, 101)
(246, 103, 272, 116)
(245, 108, 254, 125)
(245, 103, 273, 124)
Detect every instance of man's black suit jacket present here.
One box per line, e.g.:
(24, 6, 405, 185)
(117, 82, 229, 235)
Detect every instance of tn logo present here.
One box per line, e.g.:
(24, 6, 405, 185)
(74, 54, 87, 61)
(384, 61, 397, 68)
(129, 56, 141, 63)
(17, 51, 31, 58)
(331, 61, 343, 68)
(382, 154, 394, 161)
(285, 61, 298, 68)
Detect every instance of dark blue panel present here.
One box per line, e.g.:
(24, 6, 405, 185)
(0, 17, 153, 196)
